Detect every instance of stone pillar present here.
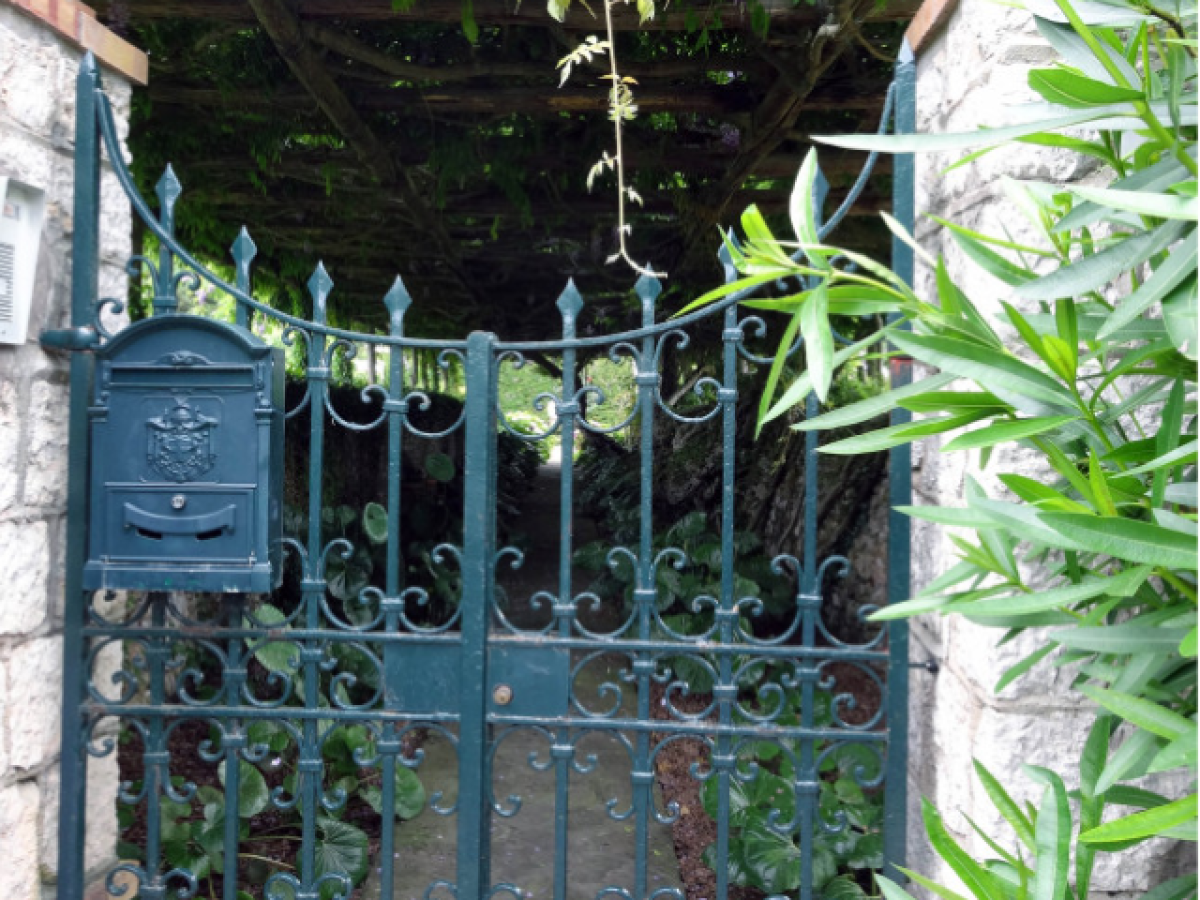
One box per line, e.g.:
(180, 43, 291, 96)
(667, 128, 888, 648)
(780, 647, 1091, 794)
(0, 3, 145, 897)
(902, 2, 1194, 897)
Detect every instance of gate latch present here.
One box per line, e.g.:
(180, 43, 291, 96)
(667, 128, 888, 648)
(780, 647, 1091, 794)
(40, 326, 99, 353)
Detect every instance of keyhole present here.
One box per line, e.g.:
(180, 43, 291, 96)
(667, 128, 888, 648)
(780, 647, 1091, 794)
(492, 684, 513, 706)
(171, 495, 187, 510)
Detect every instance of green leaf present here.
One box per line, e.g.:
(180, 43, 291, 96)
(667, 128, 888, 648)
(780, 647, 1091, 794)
(1038, 513, 1199, 569)
(1079, 716, 1113, 806)
(789, 149, 823, 254)
(941, 416, 1076, 452)
(974, 760, 1035, 850)
(943, 221, 1039, 287)
(1162, 278, 1198, 360)
(801, 283, 834, 402)
(889, 332, 1076, 410)
(1067, 186, 1199, 221)
(894, 505, 997, 529)
(315, 816, 370, 890)
(1149, 731, 1199, 773)
(460, 0, 478, 42)
(1079, 794, 1198, 846)
(764, 325, 898, 425)
(1096, 728, 1161, 795)
(757, 308, 804, 434)
(218, 760, 270, 819)
(1017, 220, 1188, 301)
(741, 817, 801, 893)
(921, 797, 1005, 900)
(900, 390, 1009, 415)
(1180, 626, 1198, 658)
(995, 643, 1057, 693)
(1077, 686, 1198, 741)
(1028, 67, 1145, 106)
(1051, 623, 1196, 653)
(813, 105, 1151, 154)
(424, 452, 456, 482)
(360, 763, 427, 820)
(891, 869, 971, 900)
(824, 874, 870, 900)
(247, 604, 298, 676)
(960, 566, 1150, 619)
(1097, 234, 1198, 339)
(362, 502, 388, 544)
(819, 411, 990, 455)
(1024, 766, 1070, 900)
(1137, 876, 1199, 900)
(794, 373, 957, 430)
(1121, 440, 1197, 476)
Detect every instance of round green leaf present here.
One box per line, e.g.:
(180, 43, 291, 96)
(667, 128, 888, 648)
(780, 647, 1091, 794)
(362, 502, 389, 544)
(218, 759, 270, 819)
(315, 816, 370, 888)
(424, 452, 456, 482)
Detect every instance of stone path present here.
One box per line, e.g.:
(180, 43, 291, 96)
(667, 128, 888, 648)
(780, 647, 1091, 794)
(363, 460, 682, 900)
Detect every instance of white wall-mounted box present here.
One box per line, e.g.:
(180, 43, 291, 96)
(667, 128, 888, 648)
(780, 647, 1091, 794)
(0, 177, 47, 346)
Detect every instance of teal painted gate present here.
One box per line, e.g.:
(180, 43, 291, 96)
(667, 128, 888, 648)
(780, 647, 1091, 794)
(51, 49, 916, 900)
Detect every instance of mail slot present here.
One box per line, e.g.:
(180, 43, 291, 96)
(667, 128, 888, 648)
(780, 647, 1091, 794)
(82, 315, 284, 593)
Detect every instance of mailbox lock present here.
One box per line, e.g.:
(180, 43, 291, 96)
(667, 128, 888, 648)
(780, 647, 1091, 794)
(493, 684, 513, 706)
(171, 494, 187, 510)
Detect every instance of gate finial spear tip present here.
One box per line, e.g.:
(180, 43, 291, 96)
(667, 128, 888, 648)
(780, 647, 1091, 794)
(308, 262, 333, 319)
(156, 166, 182, 213)
(231, 227, 257, 266)
(556, 279, 583, 321)
(384, 276, 412, 322)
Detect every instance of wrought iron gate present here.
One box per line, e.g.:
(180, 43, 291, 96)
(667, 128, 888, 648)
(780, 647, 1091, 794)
(52, 49, 915, 900)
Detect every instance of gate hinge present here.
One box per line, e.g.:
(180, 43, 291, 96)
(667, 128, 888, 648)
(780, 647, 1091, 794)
(40, 326, 99, 353)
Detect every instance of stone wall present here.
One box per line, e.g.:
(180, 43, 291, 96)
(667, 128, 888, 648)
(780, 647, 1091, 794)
(0, 3, 141, 897)
(903, 2, 1194, 896)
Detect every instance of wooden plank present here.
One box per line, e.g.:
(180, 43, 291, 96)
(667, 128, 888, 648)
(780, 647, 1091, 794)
(10, 0, 148, 84)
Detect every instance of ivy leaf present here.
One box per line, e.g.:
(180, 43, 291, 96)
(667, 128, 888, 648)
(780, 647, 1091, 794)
(362, 765, 428, 820)
(740, 816, 802, 893)
(218, 760, 271, 819)
(362, 502, 388, 545)
(315, 817, 370, 890)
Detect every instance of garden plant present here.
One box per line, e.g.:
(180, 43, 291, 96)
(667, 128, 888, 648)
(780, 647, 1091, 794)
(689, 0, 1198, 898)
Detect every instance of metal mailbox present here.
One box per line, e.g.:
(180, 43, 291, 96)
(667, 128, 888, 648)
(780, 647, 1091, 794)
(82, 315, 284, 592)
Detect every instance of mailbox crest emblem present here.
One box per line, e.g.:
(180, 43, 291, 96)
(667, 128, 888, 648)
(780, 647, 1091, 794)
(147, 400, 218, 482)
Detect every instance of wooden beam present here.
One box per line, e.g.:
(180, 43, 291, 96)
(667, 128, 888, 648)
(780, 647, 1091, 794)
(246, 0, 396, 183)
(146, 81, 885, 118)
(303, 22, 766, 83)
(103, 0, 920, 31)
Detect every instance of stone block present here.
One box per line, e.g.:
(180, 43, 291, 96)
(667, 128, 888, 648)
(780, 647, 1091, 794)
(0, 519, 49, 635)
(25, 379, 69, 509)
(0, 21, 59, 137)
(7, 635, 63, 769)
(0, 780, 41, 900)
(39, 753, 120, 879)
(0, 380, 21, 515)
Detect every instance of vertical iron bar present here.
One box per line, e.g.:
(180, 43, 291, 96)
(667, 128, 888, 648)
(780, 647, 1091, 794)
(144, 595, 169, 893)
(797, 391, 822, 900)
(631, 275, 661, 900)
(458, 331, 499, 900)
(302, 265, 334, 890)
(223, 597, 247, 900)
(553, 283, 584, 900)
(56, 52, 101, 900)
(713, 299, 741, 900)
(379, 278, 412, 900)
(883, 38, 916, 881)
